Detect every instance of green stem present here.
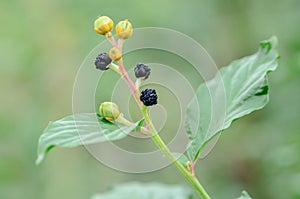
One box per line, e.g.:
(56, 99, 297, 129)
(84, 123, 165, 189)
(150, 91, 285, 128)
(141, 106, 211, 199)
(106, 35, 211, 199)
(115, 114, 149, 135)
(108, 63, 122, 75)
(135, 78, 142, 96)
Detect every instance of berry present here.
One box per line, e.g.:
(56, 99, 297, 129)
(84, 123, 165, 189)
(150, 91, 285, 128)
(140, 89, 158, 106)
(134, 64, 151, 79)
(94, 53, 112, 70)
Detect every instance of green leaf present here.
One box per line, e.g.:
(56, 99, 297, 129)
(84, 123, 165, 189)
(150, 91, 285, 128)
(134, 118, 145, 132)
(236, 191, 252, 199)
(36, 113, 141, 165)
(91, 182, 193, 199)
(185, 36, 279, 161)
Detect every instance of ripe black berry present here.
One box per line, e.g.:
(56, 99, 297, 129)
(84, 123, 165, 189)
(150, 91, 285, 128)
(134, 63, 151, 79)
(95, 52, 112, 70)
(140, 88, 158, 106)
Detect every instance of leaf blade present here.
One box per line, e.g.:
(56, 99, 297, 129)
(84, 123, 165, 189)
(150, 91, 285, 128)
(36, 113, 141, 165)
(185, 37, 279, 161)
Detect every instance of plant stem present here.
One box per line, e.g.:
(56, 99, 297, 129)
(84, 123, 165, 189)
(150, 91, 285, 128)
(108, 63, 122, 75)
(141, 106, 211, 199)
(106, 33, 118, 47)
(106, 35, 211, 199)
(115, 114, 149, 135)
(115, 38, 142, 106)
(118, 58, 142, 106)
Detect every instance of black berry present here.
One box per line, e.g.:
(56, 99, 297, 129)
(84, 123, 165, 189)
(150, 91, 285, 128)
(94, 52, 112, 70)
(134, 63, 151, 79)
(140, 88, 158, 106)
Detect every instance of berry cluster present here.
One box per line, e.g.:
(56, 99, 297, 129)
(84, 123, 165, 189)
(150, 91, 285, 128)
(94, 16, 158, 112)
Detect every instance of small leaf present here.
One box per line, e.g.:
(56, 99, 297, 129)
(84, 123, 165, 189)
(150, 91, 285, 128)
(36, 113, 141, 165)
(134, 118, 145, 132)
(236, 191, 252, 199)
(185, 36, 279, 161)
(91, 182, 193, 199)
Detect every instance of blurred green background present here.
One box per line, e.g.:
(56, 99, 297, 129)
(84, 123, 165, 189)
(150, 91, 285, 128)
(1, 0, 300, 198)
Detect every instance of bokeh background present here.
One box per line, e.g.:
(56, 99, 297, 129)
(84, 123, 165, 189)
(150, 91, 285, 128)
(1, 0, 300, 198)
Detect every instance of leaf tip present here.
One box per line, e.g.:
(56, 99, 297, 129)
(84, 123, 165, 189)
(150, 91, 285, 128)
(276, 54, 281, 60)
(35, 155, 44, 165)
(236, 190, 252, 199)
(260, 36, 278, 53)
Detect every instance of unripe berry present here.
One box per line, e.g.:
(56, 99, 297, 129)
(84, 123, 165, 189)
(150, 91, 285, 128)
(99, 102, 120, 121)
(94, 53, 112, 70)
(109, 47, 122, 61)
(140, 89, 158, 106)
(134, 63, 151, 79)
(94, 16, 114, 35)
(115, 19, 133, 39)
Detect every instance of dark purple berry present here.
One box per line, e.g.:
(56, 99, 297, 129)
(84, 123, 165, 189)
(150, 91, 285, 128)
(140, 88, 158, 106)
(94, 52, 112, 70)
(134, 63, 151, 79)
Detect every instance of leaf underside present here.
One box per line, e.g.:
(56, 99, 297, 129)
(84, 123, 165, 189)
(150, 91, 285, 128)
(36, 113, 140, 165)
(91, 182, 192, 199)
(185, 36, 279, 161)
